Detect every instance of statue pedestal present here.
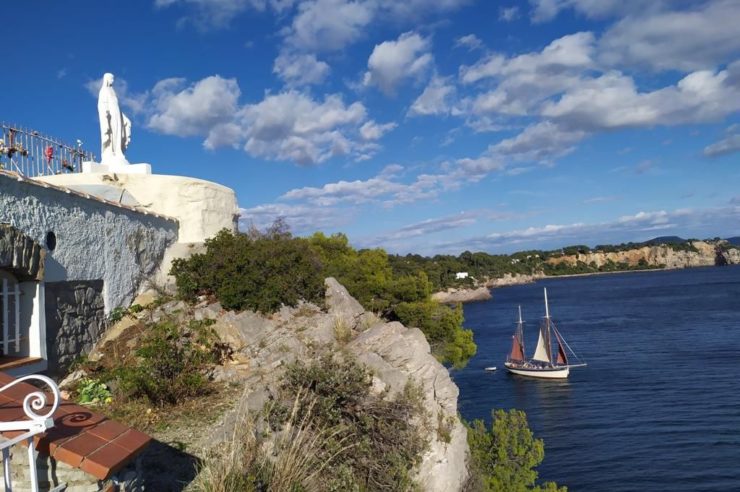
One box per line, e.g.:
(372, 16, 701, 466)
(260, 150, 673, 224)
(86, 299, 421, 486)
(82, 161, 152, 175)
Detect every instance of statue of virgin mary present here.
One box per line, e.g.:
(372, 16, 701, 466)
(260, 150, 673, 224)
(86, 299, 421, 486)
(97, 73, 131, 166)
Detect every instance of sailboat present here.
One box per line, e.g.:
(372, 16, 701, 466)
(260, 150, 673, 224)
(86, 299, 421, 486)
(504, 288, 586, 379)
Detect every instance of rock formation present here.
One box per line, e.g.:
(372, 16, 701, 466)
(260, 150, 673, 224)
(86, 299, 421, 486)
(104, 278, 470, 490)
(547, 241, 739, 269)
(432, 286, 492, 304)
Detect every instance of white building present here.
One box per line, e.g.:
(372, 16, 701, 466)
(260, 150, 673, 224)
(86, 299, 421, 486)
(0, 123, 237, 376)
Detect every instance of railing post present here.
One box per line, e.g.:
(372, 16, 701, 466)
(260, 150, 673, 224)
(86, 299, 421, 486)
(2, 278, 8, 356)
(26, 438, 37, 492)
(2, 447, 11, 492)
(13, 284, 19, 354)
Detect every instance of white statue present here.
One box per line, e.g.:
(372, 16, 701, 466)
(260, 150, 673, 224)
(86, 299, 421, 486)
(97, 73, 131, 167)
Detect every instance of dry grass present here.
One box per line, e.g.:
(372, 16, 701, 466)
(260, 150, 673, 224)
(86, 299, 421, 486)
(332, 317, 353, 345)
(192, 389, 355, 492)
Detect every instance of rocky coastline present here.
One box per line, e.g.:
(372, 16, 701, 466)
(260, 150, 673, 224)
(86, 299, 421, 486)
(431, 241, 740, 303)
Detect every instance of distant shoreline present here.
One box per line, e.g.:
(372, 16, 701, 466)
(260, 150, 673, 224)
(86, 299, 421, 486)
(435, 265, 724, 303)
(542, 267, 667, 279)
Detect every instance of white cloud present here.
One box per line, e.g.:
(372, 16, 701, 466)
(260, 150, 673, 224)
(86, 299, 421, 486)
(363, 32, 433, 95)
(148, 76, 242, 141)
(541, 63, 740, 130)
(461, 32, 595, 84)
(142, 74, 391, 164)
(366, 212, 479, 245)
(460, 32, 595, 117)
(280, 167, 447, 207)
(454, 34, 483, 51)
(453, 154, 505, 181)
(492, 121, 587, 161)
(282, 177, 407, 206)
(239, 91, 368, 164)
(439, 204, 740, 252)
(704, 124, 740, 157)
(499, 6, 520, 21)
(599, 0, 740, 71)
(273, 51, 330, 86)
(154, 0, 279, 29)
(359, 120, 397, 140)
(283, 0, 470, 52)
(408, 76, 457, 116)
(528, 0, 655, 23)
(284, 0, 374, 52)
(238, 202, 347, 234)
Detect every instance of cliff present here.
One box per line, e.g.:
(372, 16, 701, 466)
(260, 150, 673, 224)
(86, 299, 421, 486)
(547, 240, 740, 269)
(89, 278, 470, 490)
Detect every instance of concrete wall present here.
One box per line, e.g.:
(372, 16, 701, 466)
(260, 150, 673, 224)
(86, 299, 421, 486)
(0, 173, 178, 311)
(37, 172, 238, 243)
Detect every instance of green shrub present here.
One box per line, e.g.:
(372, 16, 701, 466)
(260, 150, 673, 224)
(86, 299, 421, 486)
(465, 409, 566, 492)
(172, 227, 479, 368)
(393, 301, 476, 368)
(114, 318, 226, 406)
(171, 228, 324, 314)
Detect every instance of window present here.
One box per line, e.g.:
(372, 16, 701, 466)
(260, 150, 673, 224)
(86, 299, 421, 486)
(0, 270, 21, 356)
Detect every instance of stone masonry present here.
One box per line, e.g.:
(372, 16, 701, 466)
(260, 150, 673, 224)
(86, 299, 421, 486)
(44, 280, 106, 374)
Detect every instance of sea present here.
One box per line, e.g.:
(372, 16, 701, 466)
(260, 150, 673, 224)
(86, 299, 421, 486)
(453, 265, 740, 492)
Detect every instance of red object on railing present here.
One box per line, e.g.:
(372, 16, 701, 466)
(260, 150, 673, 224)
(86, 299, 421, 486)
(45, 145, 53, 164)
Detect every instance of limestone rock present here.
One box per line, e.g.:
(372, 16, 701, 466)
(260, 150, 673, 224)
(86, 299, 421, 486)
(347, 321, 468, 490)
(432, 286, 492, 304)
(59, 369, 87, 390)
(324, 277, 378, 330)
(193, 302, 222, 321)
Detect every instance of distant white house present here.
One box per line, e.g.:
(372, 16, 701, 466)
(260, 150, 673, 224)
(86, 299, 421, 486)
(455, 272, 469, 280)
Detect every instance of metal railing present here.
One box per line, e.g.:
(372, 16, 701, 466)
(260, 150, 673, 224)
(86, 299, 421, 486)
(0, 375, 60, 492)
(0, 123, 95, 178)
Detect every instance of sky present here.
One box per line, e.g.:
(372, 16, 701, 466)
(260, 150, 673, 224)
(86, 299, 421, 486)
(3, 0, 740, 255)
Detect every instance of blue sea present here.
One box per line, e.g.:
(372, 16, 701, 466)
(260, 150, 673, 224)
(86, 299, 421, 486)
(453, 266, 740, 492)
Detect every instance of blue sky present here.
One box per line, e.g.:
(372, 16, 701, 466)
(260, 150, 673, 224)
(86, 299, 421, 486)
(3, 0, 740, 254)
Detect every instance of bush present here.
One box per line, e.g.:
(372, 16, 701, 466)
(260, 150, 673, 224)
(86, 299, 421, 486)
(172, 226, 478, 368)
(171, 228, 324, 314)
(392, 301, 476, 368)
(113, 318, 226, 406)
(465, 409, 566, 492)
(279, 356, 428, 491)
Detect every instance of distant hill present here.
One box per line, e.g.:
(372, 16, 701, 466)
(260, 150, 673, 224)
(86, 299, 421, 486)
(726, 237, 740, 246)
(643, 236, 687, 245)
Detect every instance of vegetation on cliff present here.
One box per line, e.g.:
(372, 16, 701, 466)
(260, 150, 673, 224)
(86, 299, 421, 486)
(465, 409, 566, 492)
(194, 355, 428, 492)
(390, 237, 737, 290)
(171, 224, 476, 368)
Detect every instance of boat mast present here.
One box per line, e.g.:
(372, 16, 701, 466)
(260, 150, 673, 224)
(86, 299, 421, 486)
(518, 305, 525, 356)
(544, 288, 553, 365)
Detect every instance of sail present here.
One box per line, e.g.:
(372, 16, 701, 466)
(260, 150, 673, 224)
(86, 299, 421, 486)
(509, 334, 525, 361)
(554, 330, 569, 365)
(532, 326, 551, 363)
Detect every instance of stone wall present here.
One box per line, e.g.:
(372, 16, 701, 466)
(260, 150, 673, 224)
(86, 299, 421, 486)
(44, 280, 105, 374)
(0, 172, 178, 311)
(0, 224, 45, 281)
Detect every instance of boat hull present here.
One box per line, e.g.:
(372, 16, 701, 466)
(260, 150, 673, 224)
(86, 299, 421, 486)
(504, 362, 570, 379)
